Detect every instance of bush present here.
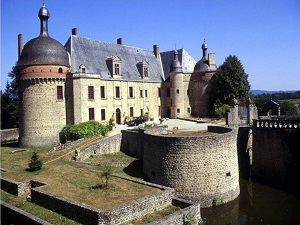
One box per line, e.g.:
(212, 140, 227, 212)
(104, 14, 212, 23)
(28, 151, 42, 171)
(59, 121, 109, 143)
(214, 104, 230, 119)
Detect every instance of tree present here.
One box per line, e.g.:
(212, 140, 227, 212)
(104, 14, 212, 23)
(1, 65, 19, 129)
(209, 55, 251, 116)
(28, 151, 43, 171)
(280, 101, 298, 115)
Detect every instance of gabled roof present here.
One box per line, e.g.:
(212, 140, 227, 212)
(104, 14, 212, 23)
(160, 49, 197, 80)
(65, 35, 164, 82)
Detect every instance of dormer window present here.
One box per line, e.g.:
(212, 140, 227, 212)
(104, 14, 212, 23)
(106, 56, 122, 77)
(79, 64, 86, 73)
(137, 61, 149, 78)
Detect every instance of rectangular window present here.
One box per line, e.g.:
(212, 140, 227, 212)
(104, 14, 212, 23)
(130, 107, 134, 117)
(143, 67, 148, 77)
(177, 108, 180, 113)
(101, 109, 106, 120)
(187, 107, 191, 113)
(158, 106, 161, 116)
(187, 89, 189, 96)
(88, 86, 94, 100)
(158, 88, 161, 97)
(177, 89, 180, 94)
(141, 109, 144, 117)
(129, 87, 133, 98)
(89, 108, 95, 120)
(140, 90, 143, 98)
(100, 86, 105, 99)
(167, 88, 170, 97)
(114, 63, 120, 75)
(145, 90, 148, 98)
(115, 86, 120, 98)
(57, 86, 63, 100)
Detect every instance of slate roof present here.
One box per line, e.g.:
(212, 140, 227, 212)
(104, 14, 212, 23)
(160, 49, 197, 80)
(65, 35, 164, 82)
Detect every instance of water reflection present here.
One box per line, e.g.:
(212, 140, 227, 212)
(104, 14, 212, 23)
(201, 177, 300, 225)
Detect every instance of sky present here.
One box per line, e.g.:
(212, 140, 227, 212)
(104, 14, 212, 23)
(1, 0, 300, 91)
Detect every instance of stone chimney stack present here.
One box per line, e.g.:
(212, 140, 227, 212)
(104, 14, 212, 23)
(208, 53, 216, 67)
(18, 34, 23, 59)
(72, 28, 78, 36)
(153, 45, 160, 59)
(117, 38, 123, 45)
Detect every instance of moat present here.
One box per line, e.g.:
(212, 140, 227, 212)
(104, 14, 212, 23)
(202, 176, 300, 225)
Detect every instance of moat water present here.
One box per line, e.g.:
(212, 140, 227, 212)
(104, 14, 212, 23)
(201, 176, 300, 225)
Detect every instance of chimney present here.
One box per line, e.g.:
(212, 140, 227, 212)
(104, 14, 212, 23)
(72, 28, 78, 36)
(208, 53, 216, 66)
(117, 38, 123, 45)
(18, 34, 23, 59)
(153, 45, 160, 59)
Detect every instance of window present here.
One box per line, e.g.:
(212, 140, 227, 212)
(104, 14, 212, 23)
(57, 86, 63, 100)
(58, 68, 63, 73)
(114, 63, 120, 75)
(115, 86, 120, 98)
(187, 89, 189, 96)
(140, 109, 144, 117)
(89, 108, 95, 120)
(158, 106, 161, 116)
(177, 89, 180, 94)
(140, 90, 143, 98)
(79, 64, 86, 73)
(88, 86, 94, 100)
(167, 88, 170, 97)
(100, 86, 105, 99)
(143, 67, 148, 77)
(82, 67, 86, 73)
(130, 107, 134, 117)
(187, 107, 191, 113)
(101, 109, 106, 120)
(145, 90, 148, 98)
(158, 88, 161, 97)
(177, 108, 180, 113)
(129, 87, 133, 98)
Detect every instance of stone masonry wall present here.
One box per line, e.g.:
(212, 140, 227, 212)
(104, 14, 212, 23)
(1, 128, 19, 143)
(252, 119, 300, 187)
(0, 177, 30, 196)
(143, 126, 240, 207)
(75, 133, 122, 161)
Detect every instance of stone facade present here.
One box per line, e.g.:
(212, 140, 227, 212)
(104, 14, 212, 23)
(143, 126, 240, 207)
(252, 117, 300, 187)
(0, 128, 19, 143)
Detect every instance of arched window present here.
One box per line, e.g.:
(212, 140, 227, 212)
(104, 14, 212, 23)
(58, 68, 63, 73)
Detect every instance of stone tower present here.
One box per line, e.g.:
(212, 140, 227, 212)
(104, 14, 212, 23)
(170, 50, 184, 118)
(189, 40, 217, 117)
(16, 4, 70, 147)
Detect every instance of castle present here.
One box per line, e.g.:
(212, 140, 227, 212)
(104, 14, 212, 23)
(16, 4, 217, 147)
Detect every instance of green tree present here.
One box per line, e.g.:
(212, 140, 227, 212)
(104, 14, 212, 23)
(280, 101, 298, 115)
(1, 65, 19, 129)
(210, 55, 251, 116)
(28, 151, 43, 171)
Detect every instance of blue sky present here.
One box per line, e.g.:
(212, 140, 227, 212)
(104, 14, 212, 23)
(1, 0, 300, 91)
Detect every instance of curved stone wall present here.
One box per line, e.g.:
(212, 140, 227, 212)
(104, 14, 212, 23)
(19, 77, 66, 147)
(143, 126, 239, 207)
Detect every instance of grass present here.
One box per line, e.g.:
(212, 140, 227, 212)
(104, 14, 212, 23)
(1, 140, 161, 223)
(124, 204, 181, 225)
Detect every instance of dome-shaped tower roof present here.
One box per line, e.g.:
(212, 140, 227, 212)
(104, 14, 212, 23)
(193, 40, 216, 73)
(17, 5, 69, 68)
(170, 50, 183, 73)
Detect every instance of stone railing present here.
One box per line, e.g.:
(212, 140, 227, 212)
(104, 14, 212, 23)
(253, 118, 300, 129)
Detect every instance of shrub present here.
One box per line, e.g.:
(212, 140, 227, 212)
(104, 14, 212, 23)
(214, 104, 230, 119)
(59, 121, 109, 143)
(28, 151, 42, 171)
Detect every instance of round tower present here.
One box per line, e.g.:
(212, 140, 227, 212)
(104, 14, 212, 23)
(16, 4, 70, 147)
(170, 50, 184, 118)
(189, 40, 217, 117)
